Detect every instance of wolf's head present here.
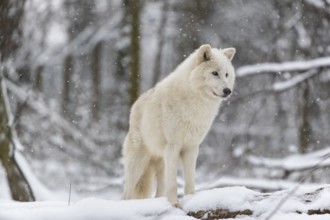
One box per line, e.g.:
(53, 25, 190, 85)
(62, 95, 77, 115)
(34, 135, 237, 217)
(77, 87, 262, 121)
(190, 44, 236, 101)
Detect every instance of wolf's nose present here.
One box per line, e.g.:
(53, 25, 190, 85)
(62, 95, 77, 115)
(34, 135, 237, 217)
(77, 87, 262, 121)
(223, 88, 231, 97)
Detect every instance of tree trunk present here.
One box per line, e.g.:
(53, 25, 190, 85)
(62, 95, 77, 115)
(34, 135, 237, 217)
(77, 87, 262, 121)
(0, 0, 25, 62)
(34, 65, 43, 92)
(0, 74, 35, 201)
(299, 81, 311, 154)
(91, 41, 102, 121)
(62, 55, 73, 118)
(129, 0, 141, 107)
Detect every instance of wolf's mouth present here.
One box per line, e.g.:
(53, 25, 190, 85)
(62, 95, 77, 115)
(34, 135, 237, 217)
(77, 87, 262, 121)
(212, 91, 222, 97)
(212, 91, 230, 99)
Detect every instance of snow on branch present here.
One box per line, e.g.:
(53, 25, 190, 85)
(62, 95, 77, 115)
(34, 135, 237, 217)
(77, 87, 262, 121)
(236, 56, 330, 78)
(246, 147, 330, 173)
(197, 176, 319, 192)
(304, 0, 327, 10)
(272, 70, 318, 92)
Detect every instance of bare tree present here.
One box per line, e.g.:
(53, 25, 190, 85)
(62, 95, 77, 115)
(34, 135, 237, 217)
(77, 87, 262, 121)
(0, 0, 35, 201)
(0, 73, 35, 201)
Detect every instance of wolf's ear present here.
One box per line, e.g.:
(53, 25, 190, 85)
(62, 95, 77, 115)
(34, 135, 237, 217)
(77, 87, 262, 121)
(222, 48, 236, 61)
(197, 44, 212, 64)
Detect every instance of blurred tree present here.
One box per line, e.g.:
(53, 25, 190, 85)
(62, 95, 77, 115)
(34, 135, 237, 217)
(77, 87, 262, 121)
(62, 55, 73, 117)
(152, 0, 169, 86)
(300, 1, 330, 151)
(0, 0, 34, 201)
(172, 1, 208, 60)
(0, 0, 31, 83)
(0, 0, 25, 61)
(299, 81, 311, 153)
(28, 1, 54, 93)
(129, 0, 141, 106)
(62, 0, 96, 118)
(286, 0, 330, 153)
(91, 41, 102, 121)
(115, 0, 130, 80)
(34, 66, 44, 92)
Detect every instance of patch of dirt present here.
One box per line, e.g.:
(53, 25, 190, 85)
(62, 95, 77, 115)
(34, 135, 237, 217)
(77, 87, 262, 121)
(308, 209, 330, 215)
(187, 209, 253, 219)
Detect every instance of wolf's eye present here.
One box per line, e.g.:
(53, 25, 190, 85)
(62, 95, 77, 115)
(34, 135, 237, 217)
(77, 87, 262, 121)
(212, 71, 219, 76)
(225, 73, 229, 78)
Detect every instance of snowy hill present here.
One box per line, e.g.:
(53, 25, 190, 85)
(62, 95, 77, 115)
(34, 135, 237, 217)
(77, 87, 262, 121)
(1, 186, 330, 220)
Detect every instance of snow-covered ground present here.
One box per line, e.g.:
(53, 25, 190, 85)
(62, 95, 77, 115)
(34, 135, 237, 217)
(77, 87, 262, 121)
(1, 185, 330, 220)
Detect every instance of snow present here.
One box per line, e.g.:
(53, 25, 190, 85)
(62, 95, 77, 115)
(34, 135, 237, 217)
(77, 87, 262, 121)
(0, 197, 191, 220)
(2, 186, 330, 220)
(0, 165, 11, 201)
(182, 186, 257, 212)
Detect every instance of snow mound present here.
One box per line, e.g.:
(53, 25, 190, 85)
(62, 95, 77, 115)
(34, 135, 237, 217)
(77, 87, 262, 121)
(182, 186, 257, 212)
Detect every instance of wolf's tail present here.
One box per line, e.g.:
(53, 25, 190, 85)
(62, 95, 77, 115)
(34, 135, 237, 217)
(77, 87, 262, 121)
(122, 161, 154, 199)
(133, 164, 154, 198)
(122, 135, 154, 199)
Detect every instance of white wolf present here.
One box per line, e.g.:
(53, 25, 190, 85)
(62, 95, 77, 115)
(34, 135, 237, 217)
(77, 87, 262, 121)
(122, 44, 236, 206)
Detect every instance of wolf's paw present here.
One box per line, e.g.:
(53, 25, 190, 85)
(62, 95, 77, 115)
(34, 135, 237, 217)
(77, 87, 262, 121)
(184, 188, 195, 195)
(168, 198, 181, 208)
(172, 201, 181, 208)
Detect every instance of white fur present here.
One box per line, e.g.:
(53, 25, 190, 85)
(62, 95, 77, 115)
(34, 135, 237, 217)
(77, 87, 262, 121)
(122, 44, 236, 206)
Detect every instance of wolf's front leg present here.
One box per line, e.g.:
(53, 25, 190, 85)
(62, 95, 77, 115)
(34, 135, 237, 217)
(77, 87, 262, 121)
(181, 147, 199, 195)
(164, 144, 180, 207)
(155, 159, 165, 197)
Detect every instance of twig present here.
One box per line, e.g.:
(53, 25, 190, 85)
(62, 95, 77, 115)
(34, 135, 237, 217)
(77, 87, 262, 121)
(68, 183, 72, 206)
